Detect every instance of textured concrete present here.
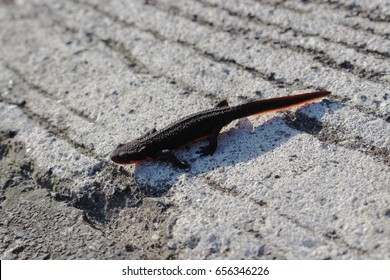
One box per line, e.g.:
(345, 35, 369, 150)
(0, 0, 389, 259)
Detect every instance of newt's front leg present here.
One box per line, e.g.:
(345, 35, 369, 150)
(197, 99, 230, 156)
(155, 149, 190, 169)
(197, 124, 225, 156)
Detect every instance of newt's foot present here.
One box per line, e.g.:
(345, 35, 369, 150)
(197, 146, 214, 157)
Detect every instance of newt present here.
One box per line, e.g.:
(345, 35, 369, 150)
(110, 90, 330, 168)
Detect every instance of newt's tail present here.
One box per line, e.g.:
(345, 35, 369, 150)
(231, 90, 331, 119)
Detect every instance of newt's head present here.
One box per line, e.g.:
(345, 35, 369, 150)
(110, 143, 149, 164)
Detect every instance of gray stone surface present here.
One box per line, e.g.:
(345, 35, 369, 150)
(0, 0, 389, 259)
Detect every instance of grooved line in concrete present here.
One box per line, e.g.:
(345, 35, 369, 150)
(198, 0, 389, 58)
(68, 0, 389, 121)
(146, 0, 388, 84)
(203, 177, 372, 258)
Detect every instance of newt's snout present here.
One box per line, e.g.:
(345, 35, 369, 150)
(110, 144, 147, 165)
(110, 151, 134, 164)
(110, 152, 121, 164)
(110, 143, 127, 164)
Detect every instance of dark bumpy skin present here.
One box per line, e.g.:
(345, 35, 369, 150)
(110, 91, 331, 168)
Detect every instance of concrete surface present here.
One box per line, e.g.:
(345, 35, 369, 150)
(0, 0, 389, 259)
